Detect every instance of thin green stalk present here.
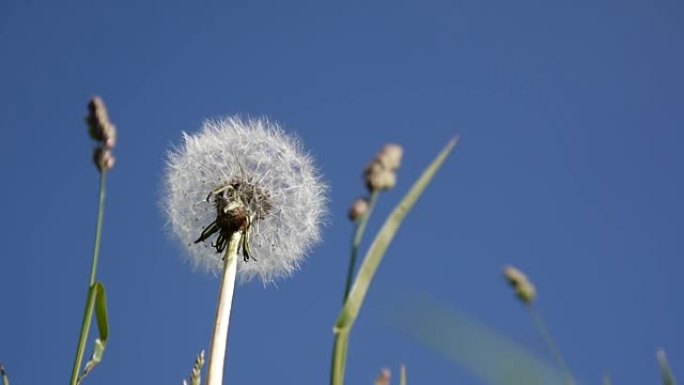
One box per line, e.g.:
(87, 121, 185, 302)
(529, 306, 574, 385)
(332, 192, 379, 385)
(330, 330, 350, 385)
(343, 191, 379, 303)
(70, 171, 107, 385)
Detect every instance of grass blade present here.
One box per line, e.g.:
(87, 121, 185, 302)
(79, 282, 109, 382)
(386, 294, 565, 385)
(331, 138, 458, 385)
(657, 349, 677, 385)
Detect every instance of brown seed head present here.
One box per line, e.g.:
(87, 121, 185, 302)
(86, 96, 117, 149)
(93, 147, 116, 172)
(348, 197, 369, 222)
(376, 143, 403, 171)
(363, 160, 384, 178)
(366, 169, 396, 192)
(503, 265, 536, 305)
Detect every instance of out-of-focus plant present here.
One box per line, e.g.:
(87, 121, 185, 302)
(658, 349, 677, 385)
(69, 96, 114, 385)
(1, 364, 9, 385)
(503, 266, 574, 385)
(386, 293, 565, 385)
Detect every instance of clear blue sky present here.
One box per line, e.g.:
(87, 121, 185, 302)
(1, 1, 682, 384)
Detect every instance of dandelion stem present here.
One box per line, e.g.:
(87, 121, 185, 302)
(529, 305, 574, 385)
(206, 232, 242, 385)
(70, 170, 108, 385)
(342, 191, 379, 303)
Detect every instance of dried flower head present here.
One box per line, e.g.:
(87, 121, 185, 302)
(503, 265, 536, 304)
(363, 143, 403, 192)
(93, 147, 116, 172)
(376, 143, 403, 171)
(164, 117, 328, 283)
(348, 197, 369, 222)
(86, 96, 117, 149)
(366, 169, 397, 192)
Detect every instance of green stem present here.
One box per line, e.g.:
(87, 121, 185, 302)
(342, 191, 379, 303)
(332, 191, 379, 385)
(529, 305, 574, 385)
(330, 330, 349, 385)
(70, 171, 107, 385)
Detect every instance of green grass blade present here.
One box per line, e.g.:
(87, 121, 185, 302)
(331, 138, 458, 385)
(657, 349, 677, 385)
(79, 282, 109, 383)
(602, 372, 612, 385)
(400, 365, 406, 385)
(386, 294, 565, 385)
(335, 137, 458, 331)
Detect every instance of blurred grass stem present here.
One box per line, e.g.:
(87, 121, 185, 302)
(206, 232, 242, 385)
(70, 171, 108, 385)
(529, 305, 574, 385)
(1, 364, 9, 385)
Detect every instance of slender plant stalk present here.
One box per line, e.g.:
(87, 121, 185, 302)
(206, 232, 242, 385)
(331, 192, 379, 385)
(70, 171, 108, 385)
(529, 306, 574, 385)
(400, 365, 406, 385)
(342, 191, 379, 303)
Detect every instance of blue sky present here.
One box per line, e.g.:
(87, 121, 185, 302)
(1, 0, 682, 384)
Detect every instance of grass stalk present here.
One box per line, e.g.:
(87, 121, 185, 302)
(70, 171, 108, 385)
(206, 232, 242, 385)
(342, 191, 379, 303)
(529, 305, 574, 385)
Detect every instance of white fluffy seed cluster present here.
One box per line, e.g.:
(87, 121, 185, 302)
(164, 117, 328, 284)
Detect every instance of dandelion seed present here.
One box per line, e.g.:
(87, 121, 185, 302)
(164, 116, 328, 284)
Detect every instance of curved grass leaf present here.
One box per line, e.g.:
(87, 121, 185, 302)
(386, 294, 565, 385)
(331, 138, 458, 385)
(658, 349, 677, 385)
(335, 137, 458, 331)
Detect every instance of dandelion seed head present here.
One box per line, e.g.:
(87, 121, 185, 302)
(164, 117, 328, 284)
